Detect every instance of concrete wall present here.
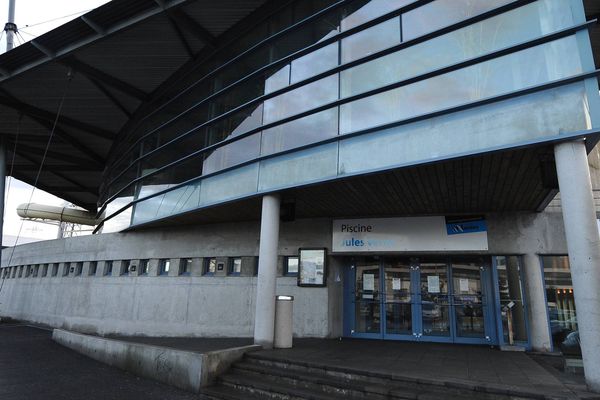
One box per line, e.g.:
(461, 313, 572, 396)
(0, 219, 339, 338)
(0, 212, 569, 340)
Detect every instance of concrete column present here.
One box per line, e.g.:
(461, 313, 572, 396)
(522, 253, 551, 351)
(253, 194, 281, 349)
(555, 140, 600, 392)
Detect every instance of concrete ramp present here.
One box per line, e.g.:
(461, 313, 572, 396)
(52, 329, 260, 392)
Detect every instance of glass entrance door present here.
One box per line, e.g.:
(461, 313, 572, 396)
(353, 258, 381, 338)
(451, 259, 488, 343)
(419, 261, 451, 339)
(383, 259, 415, 339)
(347, 256, 496, 344)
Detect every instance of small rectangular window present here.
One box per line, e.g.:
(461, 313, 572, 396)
(180, 258, 192, 276)
(33, 265, 39, 277)
(285, 256, 299, 276)
(89, 261, 97, 276)
(25, 265, 31, 277)
(139, 259, 148, 276)
(204, 258, 217, 276)
(63, 262, 71, 276)
(159, 259, 170, 276)
(42, 264, 48, 277)
(51, 263, 58, 277)
(105, 261, 113, 276)
(75, 262, 83, 276)
(121, 260, 130, 276)
(229, 258, 242, 276)
(18, 266, 23, 278)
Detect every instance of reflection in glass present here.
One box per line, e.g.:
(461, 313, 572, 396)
(340, 36, 582, 134)
(495, 256, 528, 344)
(420, 262, 450, 336)
(452, 260, 485, 338)
(341, 0, 414, 31)
(402, 0, 514, 42)
(291, 43, 338, 84)
(341, 0, 577, 98)
(263, 74, 339, 124)
(542, 256, 579, 354)
(261, 108, 339, 156)
(341, 18, 400, 63)
(354, 259, 380, 334)
(384, 259, 412, 335)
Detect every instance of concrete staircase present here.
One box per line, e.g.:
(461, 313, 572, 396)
(198, 352, 567, 400)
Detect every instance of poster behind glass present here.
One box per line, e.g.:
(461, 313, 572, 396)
(298, 248, 327, 287)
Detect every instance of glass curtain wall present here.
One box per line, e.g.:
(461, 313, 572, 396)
(97, 0, 594, 229)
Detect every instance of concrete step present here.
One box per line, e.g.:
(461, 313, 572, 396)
(200, 385, 271, 400)
(242, 353, 574, 400)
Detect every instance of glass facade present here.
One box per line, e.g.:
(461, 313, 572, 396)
(542, 255, 579, 354)
(98, 0, 598, 230)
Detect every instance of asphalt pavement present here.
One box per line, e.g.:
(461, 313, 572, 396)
(0, 324, 198, 400)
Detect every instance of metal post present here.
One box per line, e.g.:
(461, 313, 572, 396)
(5, 0, 16, 51)
(554, 140, 600, 392)
(0, 137, 6, 265)
(253, 194, 281, 349)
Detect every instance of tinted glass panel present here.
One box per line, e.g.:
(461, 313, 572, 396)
(340, 37, 582, 134)
(341, 0, 414, 31)
(341, 18, 400, 63)
(263, 75, 339, 124)
(341, 0, 577, 98)
(402, 0, 514, 42)
(261, 108, 339, 156)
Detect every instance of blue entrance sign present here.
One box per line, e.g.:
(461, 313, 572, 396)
(445, 217, 487, 236)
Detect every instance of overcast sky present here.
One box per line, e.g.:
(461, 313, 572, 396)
(2, 0, 111, 246)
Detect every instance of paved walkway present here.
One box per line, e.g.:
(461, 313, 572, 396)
(0, 324, 197, 400)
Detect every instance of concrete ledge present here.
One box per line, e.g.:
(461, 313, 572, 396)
(52, 329, 260, 392)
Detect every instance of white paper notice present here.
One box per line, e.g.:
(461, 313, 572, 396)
(392, 277, 402, 291)
(363, 274, 375, 291)
(459, 278, 469, 293)
(427, 275, 440, 293)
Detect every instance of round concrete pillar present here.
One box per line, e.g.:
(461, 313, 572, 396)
(521, 253, 551, 352)
(554, 140, 600, 392)
(253, 194, 281, 349)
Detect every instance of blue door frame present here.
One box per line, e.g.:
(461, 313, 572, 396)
(344, 256, 499, 345)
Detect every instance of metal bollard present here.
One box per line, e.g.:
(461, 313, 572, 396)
(274, 295, 294, 348)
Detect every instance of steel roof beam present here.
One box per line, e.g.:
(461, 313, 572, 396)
(61, 57, 149, 101)
(81, 15, 105, 35)
(87, 77, 132, 118)
(30, 40, 55, 58)
(164, 12, 194, 58)
(26, 115, 106, 166)
(165, 8, 216, 49)
(10, 164, 101, 172)
(14, 143, 99, 167)
(0, 90, 115, 140)
(12, 151, 99, 196)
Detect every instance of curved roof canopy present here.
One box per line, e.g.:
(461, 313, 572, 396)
(0, 0, 598, 213)
(0, 0, 266, 211)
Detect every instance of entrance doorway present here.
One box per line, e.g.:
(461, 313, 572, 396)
(346, 256, 497, 345)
